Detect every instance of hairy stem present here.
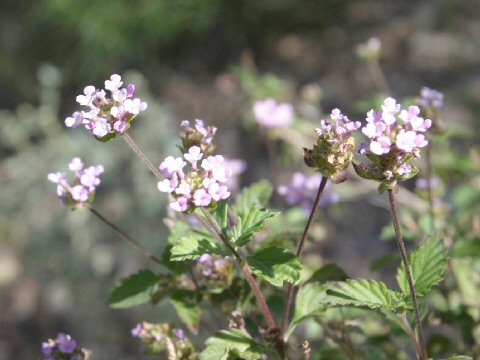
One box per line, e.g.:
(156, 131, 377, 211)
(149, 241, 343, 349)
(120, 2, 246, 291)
(87, 205, 162, 265)
(387, 189, 427, 360)
(122, 132, 163, 180)
(198, 208, 277, 330)
(399, 312, 423, 359)
(425, 144, 436, 232)
(281, 176, 328, 336)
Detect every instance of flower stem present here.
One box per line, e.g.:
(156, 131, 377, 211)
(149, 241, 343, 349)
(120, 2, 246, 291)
(387, 189, 427, 360)
(425, 143, 436, 232)
(281, 176, 328, 337)
(198, 208, 277, 330)
(122, 132, 163, 180)
(87, 205, 162, 265)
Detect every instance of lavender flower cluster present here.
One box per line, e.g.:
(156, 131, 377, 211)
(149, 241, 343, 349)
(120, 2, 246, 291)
(416, 87, 444, 109)
(278, 172, 339, 213)
(304, 108, 360, 177)
(48, 157, 104, 206)
(355, 97, 432, 189)
(157, 146, 232, 212)
(131, 322, 192, 356)
(195, 254, 235, 290)
(253, 98, 294, 128)
(180, 119, 217, 155)
(42, 333, 90, 360)
(65, 74, 147, 139)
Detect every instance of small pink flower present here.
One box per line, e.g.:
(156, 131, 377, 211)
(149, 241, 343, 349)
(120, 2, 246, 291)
(253, 98, 294, 128)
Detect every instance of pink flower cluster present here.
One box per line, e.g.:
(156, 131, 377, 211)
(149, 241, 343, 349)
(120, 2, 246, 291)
(65, 74, 147, 138)
(360, 97, 431, 157)
(315, 108, 361, 145)
(253, 98, 294, 128)
(157, 146, 232, 212)
(48, 157, 104, 205)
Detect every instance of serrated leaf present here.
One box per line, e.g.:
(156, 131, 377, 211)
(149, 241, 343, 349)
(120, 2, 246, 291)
(396, 236, 447, 298)
(285, 283, 328, 340)
(108, 270, 160, 308)
(167, 221, 190, 245)
(170, 290, 201, 334)
(230, 207, 279, 247)
(246, 246, 302, 287)
(307, 264, 348, 283)
(321, 279, 405, 312)
(233, 180, 272, 215)
(161, 244, 188, 275)
(211, 200, 229, 229)
(170, 232, 227, 261)
(200, 329, 265, 360)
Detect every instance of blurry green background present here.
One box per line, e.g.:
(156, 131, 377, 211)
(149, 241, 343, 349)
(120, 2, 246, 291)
(1, 0, 480, 358)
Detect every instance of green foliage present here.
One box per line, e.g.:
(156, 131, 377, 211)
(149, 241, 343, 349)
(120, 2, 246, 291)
(307, 264, 348, 283)
(321, 279, 406, 312)
(396, 236, 448, 298)
(170, 290, 201, 334)
(452, 238, 480, 258)
(108, 270, 160, 308)
(200, 329, 266, 360)
(246, 246, 302, 287)
(170, 231, 227, 261)
(211, 200, 229, 230)
(230, 207, 279, 247)
(285, 283, 328, 339)
(233, 180, 273, 215)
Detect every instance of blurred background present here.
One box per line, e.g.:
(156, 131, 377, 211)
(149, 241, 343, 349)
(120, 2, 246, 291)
(1, 0, 479, 358)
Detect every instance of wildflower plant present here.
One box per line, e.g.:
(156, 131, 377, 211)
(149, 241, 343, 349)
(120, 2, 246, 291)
(42, 73, 474, 360)
(41, 333, 91, 360)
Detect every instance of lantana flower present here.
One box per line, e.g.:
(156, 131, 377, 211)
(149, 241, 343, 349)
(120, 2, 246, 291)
(354, 97, 432, 192)
(41, 333, 90, 360)
(303, 108, 360, 178)
(65, 74, 147, 140)
(253, 98, 294, 128)
(157, 146, 232, 212)
(48, 157, 104, 207)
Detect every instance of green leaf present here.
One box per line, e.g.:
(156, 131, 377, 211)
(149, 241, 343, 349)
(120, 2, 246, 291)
(233, 180, 272, 215)
(200, 329, 265, 360)
(230, 207, 279, 247)
(211, 200, 229, 229)
(321, 279, 405, 312)
(285, 283, 328, 339)
(441, 356, 473, 360)
(307, 264, 348, 283)
(161, 244, 188, 275)
(246, 246, 302, 287)
(396, 236, 448, 298)
(170, 231, 227, 261)
(170, 290, 201, 334)
(452, 238, 480, 258)
(108, 270, 160, 308)
(167, 221, 190, 245)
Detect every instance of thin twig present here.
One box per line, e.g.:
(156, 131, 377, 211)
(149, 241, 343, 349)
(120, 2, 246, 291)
(281, 176, 328, 336)
(87, 205, 162, 265)
(399, 312, 423, 359)
(387, 189, 428, 360)
(122, 132, 163, 180)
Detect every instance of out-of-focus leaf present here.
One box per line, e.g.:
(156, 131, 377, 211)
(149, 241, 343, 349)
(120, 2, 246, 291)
(307, 264, 348, 283)
(170, 290, 201, 334)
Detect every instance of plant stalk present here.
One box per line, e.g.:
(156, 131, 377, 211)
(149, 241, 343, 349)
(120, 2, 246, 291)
(122, 132, 163, 180)
(425, 143, 436, 232)
(387, 189, 427, 360)
(281, 176, 328, 336)
(87, 205, 162, 265)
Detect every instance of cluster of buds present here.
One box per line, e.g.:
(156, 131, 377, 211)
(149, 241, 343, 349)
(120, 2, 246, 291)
(278, 172, 339, 213)
(303, 108, 360, 178)
(416, 87, 444, 133)
(157, 146, 232, 212)
(356, 37, 382, 62)
(195, 254, 235, 291)
(131, 322, 194, 358)
(65, 74, 147, 140)
(41, 333, 91, 360)
(179, 119, 217, 156)
(354, 97, 432, 192)
(253, 98, 294, 128)
(48, 157, 104, 207)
